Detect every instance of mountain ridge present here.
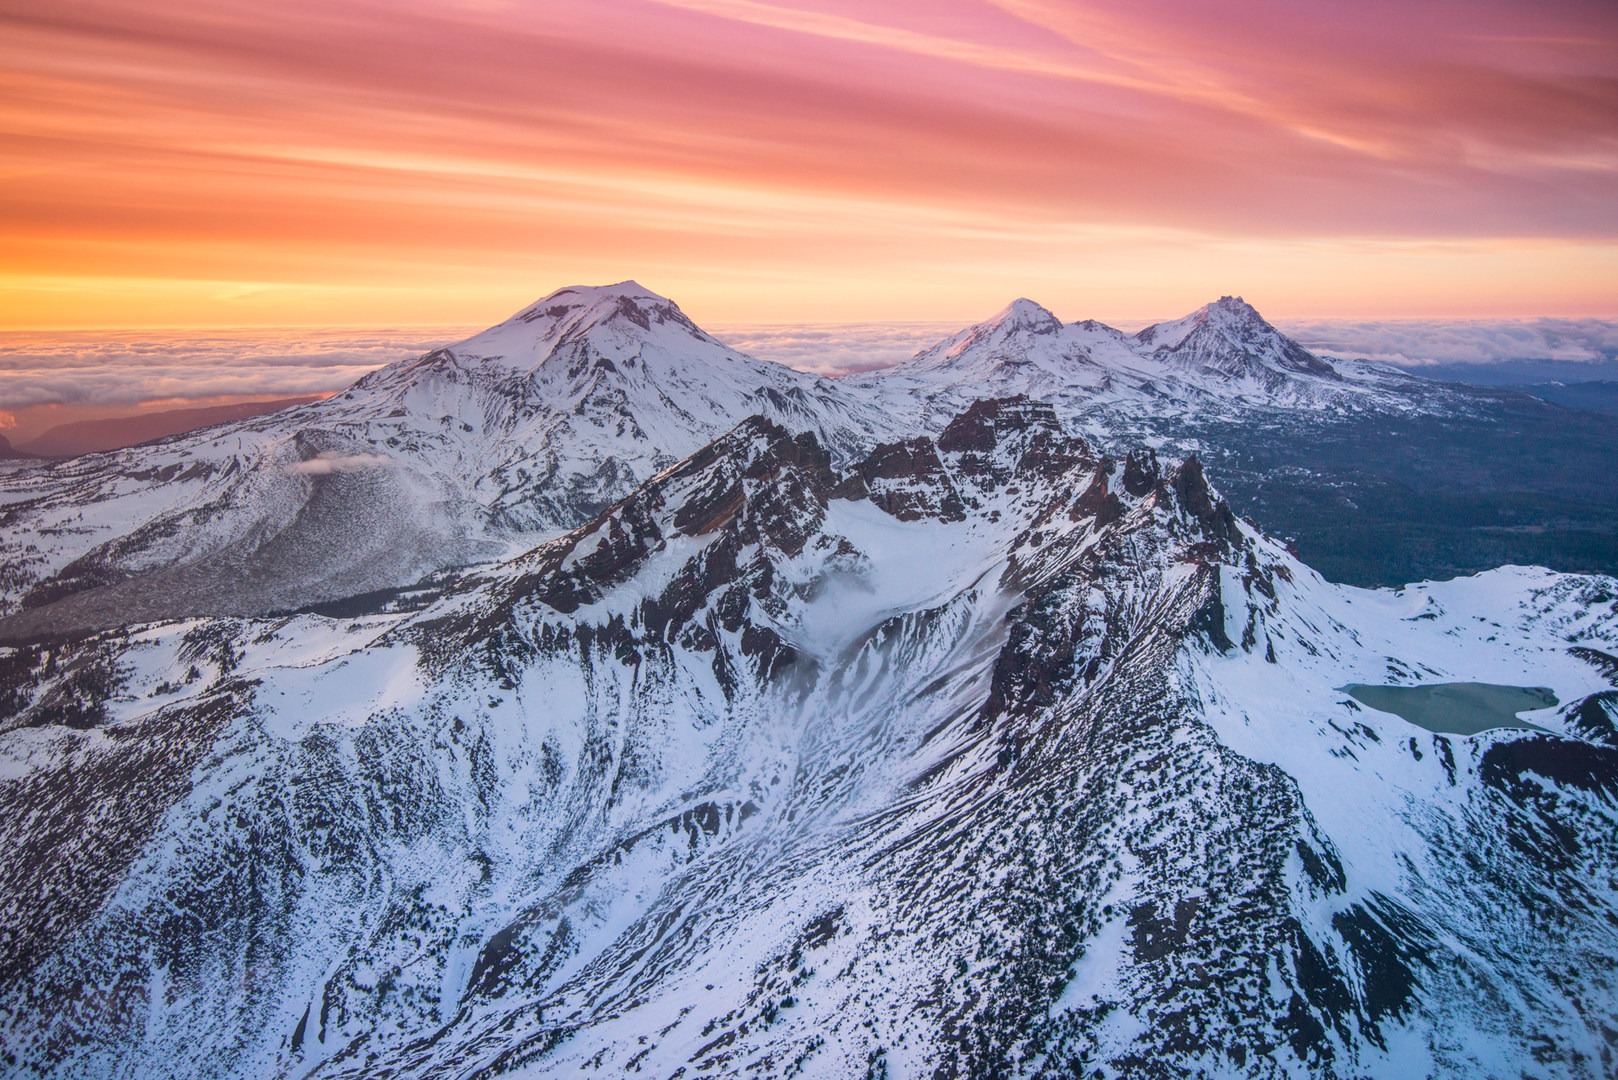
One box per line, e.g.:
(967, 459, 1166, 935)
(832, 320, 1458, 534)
(856, 289, 1364, 435)
(0, 282, 1597, 636)
(2, 396, 1614, 1077)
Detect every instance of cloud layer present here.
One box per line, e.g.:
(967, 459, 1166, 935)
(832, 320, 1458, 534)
(712, 322, 958, 376)
(9, 315, 1618, 430)
(0, 328, 472, 408)
(287, 452, 397, 475)
(1279, 317, 1618, 367)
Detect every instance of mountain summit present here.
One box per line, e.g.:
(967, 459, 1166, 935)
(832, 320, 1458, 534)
(1135, 295, 1339, 383)
(848, 293, 1355, 437)
(984, 296, 1065, 335)
(444, 281, 717, 371)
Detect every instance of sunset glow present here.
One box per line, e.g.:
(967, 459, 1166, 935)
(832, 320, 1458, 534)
(3, 0, 1616, 327)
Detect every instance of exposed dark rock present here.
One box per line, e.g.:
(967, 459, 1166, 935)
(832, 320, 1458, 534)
(1564, 691, 1618, 747)
(1070, 464, 1123, 527)
(1190, 571, 1236, 655)
(1330, 895, 1432, 1025)
(1171, 457, 1241, 548)
(1571, 646, 1618, 685)
(1481, 734, 1618, 802)
(1121, 448, 1160, 497)
(843, 438, 963, 522)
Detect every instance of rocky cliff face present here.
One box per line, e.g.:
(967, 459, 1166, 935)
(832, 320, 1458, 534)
(3, 399, 1615, 1078)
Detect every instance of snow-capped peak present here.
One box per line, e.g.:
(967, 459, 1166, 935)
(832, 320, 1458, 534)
(899, 297, 1067, 375)
(1133, 295, 1338, 381)
(843, 291, 1362, 443)
(986, 297, 1063, 335)
(506, 280, 704, 338)
(1134, 295, 1265, 350)
(445, 280, 715, 369)
(1207, 293, 1261, 319)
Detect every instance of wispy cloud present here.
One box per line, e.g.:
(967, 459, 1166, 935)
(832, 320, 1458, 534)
(287, 451, 396, 475)
(1, 0, 1614, 325)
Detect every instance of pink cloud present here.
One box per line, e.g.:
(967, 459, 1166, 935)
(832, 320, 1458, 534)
(0, 0, 1614, 324)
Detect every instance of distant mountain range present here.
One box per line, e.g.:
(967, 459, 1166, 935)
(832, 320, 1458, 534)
(3, 283, 1615, 641)
(2, 313, 1614, 1076)
(0, 284, 1444, 636)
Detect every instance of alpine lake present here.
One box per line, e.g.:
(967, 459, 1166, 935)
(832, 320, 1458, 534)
(1342, 682, 1559, 736)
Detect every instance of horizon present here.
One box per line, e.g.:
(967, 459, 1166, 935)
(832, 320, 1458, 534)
(5, 297, 1618, 445)
(4, 286, 1618, 334)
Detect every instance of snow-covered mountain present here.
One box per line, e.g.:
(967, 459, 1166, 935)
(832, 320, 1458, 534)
(0, 285, 1490, 641)
(1135, 295, 1340, 383)
(843, 295, 1433, 444)
(0, 283, 892, 639)
(2, 398, 1614, 1078)
(832, 293, 1617, 587)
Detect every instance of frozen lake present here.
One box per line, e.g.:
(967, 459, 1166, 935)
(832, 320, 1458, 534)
(1343, 682, 1559, 736)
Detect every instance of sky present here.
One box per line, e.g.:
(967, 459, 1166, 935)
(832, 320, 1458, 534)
(3, 0, 1617, 329)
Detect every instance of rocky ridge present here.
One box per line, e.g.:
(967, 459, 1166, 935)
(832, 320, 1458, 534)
(1, 399, 1615, 1078)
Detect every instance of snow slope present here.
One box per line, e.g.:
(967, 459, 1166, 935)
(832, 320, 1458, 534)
(0, 283, 892, 637)
(3, 401, 1614, 1078)
(842, 295, 1437, 447)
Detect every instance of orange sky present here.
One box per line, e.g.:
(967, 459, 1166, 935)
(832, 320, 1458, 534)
(2, 0, 1616, 327)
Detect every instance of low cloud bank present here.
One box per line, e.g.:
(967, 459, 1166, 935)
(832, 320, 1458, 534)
(6, 318, 1618, 418)
(1279, 318, 1618, 368)
(711, 322, 958, 377)
(0, 327, 473, 408)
